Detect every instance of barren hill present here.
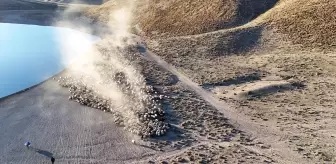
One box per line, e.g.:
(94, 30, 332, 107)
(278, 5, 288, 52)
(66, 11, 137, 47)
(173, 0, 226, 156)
(84, 0, 278, 37)
(85, 0, 336, 50)
(262, 0, 336, 50)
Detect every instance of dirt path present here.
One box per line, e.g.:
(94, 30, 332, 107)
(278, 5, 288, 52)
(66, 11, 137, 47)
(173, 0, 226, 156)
(141, 47, 311, 163)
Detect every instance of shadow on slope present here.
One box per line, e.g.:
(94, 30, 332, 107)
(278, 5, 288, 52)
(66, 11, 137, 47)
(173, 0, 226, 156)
(237, 0, 278, 24)
(214, 26, 263, 55)
(28, 147, 54, 158)
(202, 73, 262, 89)
(245, 82, 306, 99)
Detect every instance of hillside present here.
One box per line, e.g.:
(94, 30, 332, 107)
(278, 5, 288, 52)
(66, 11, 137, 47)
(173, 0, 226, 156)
(84, 0, 336, 50)
(147, 0, 336, 84)
(262, 0, 336, 50)
(84, 0, 278, 37)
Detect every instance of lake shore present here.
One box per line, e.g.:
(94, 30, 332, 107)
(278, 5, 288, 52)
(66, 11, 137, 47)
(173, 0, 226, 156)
(0, 1, 156, 163)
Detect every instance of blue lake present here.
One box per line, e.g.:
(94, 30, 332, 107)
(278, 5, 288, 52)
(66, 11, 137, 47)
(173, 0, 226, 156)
(0, 23, 99, 98)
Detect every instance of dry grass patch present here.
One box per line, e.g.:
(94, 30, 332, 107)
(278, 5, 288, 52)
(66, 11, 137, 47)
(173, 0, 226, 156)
(262, 0, 336, 50)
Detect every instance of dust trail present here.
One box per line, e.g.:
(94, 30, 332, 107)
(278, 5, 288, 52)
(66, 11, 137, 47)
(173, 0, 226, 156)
(53, 0, 168, 137)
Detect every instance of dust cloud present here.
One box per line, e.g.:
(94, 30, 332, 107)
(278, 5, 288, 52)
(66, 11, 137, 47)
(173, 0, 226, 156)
(53, 0, 168, 137)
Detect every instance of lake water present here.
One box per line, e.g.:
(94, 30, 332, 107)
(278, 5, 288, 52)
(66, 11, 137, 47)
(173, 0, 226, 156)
(0, 23, 99, 98)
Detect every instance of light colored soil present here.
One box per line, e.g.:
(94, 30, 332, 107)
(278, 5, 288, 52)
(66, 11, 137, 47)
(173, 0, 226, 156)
(139, 0, 336, 163)
(147, 28, 336, 162)
(211, 78, 293, 100)
(141, 45, 310, 164)
(147, 27, 336, 163)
